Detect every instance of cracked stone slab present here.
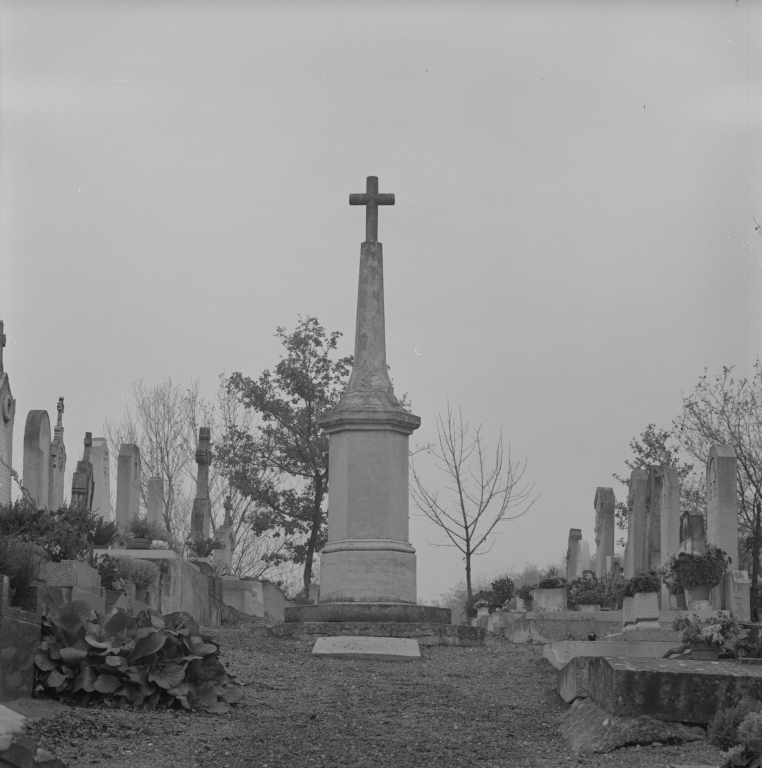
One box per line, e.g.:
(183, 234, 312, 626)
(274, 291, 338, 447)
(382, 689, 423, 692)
(312, 635, 421, 661)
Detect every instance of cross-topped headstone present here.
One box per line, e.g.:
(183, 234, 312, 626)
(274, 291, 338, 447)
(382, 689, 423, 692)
(349, 176, 395, 242)
(0, 320, 6, 374)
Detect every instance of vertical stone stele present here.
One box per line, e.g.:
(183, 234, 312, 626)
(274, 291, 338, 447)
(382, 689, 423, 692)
(146, 476, 164, 527)
(624, 468, 648, 578)
(70, 432, 95, 513)
(659, 467, 681, 609)
(23, 410, 51, 510)
(116, 443, 141, 528)
(0, 320, 16, 507)
(593, 488, 615, 578)
(49, 397, 66, 510)
(287, 176, 450, 625)
(89, 438, 112, 520)
(190, 427, 212, 539)
(566, 528, 582, 581)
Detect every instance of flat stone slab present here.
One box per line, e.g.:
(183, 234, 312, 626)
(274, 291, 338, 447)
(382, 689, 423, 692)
(544, 640, 680, 670)
(498, 617, 621, 644)
(559, 697, 706, 753)
(588, 656, 762, 724)
(601, 629, 682, 642)
(271, 621, 484, 646)
(312, 636, 421, 661)
(286, 602, 451, 624)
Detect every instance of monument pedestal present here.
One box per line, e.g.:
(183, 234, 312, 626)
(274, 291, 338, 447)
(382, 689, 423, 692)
(286, 602, 450, 624)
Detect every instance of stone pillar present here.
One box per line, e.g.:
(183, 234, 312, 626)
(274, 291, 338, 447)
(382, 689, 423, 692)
(116, 443, 141, 528)
(317, 231, 421, 606)
(23, 410, 51, 510)
(680, 512, 706, 554)
(70, 433, 94, 513)
(0, 320, 16, 507)
(566, 528, 582, 581)
(89, 438, 112, 520)
(213, 496, 236, 571)
(594, 488, 615, 577)
(146, 477, 164, 527)
(625, 469, 648, 578)
(660, 467, 681, 608)
(49, 397, 66, 510)
(645, 467, 663, 572)
(190, 427, 212, 539)
(578, 540, 591, 574)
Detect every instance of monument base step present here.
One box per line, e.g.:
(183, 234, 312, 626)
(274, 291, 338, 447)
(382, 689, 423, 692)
(285, 602, 451, 624)
(588, 656, 762, 724)
(544, 639, 680, 670)
(271, 621, 484, 646)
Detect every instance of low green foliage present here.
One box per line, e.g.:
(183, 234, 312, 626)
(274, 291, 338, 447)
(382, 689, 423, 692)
(489, 576, 515, 605)
(622, 571, 660, 597)
(0, 733, 66, 767)
(710, 698, 762, 751)
(0, 535, 43, 593)
(658, 545, 731, 593)
(88, 517, 120, 548)
(537, 575, 566, 590)
(185, 534, 224, 558)
(568, 576, 606, 606)
(93, 555, 159, 592)
(126, 516, 167, 541)
(35, 600, 243, 713)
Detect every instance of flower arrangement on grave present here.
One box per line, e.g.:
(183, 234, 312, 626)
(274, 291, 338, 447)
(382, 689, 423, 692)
(673, 612, 744, 654)
(658, 545, 731, 594)
(125, 515, 167, 542)
(569, 576, 607, 606)
(515, 584, 537, 603)
(622, 571, 661, 597)
(35, 600, 243, 713)
(185, 534, 224, 559)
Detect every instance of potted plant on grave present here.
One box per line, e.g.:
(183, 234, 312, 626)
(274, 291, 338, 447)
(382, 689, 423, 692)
(673, 611, 744, 661)
(569, 576, 606, 612)
(124, 516, 167, 549)
(658, 545, 731, 608)
(515, 583, 536, 612)
(94, 553, 128, 608)
(86, 514, 120, 550)
(127, 558, 159, 604)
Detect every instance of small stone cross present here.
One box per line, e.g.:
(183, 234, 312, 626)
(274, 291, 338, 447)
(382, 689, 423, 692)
(0, 320, 5, 374)
(349, 176, 395, 242)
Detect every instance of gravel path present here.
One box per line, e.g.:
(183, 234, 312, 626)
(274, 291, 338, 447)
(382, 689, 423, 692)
(19, 616, 724, 768)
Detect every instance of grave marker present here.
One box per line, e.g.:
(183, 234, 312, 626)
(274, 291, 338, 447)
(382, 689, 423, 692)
(116, 444, 141, 527)
(593, 488, 615, 577)
(566, 529, 582, 581)
(70, 433, 94, 512)
(660, 467, 680, 608)
(23, 410, 51, 509)
(89, 438, 112, 519)
(190, 427, 212, 538)
(645, 467, 663, 572)
(49, 397, 66, 510)
(0, 321, 15, 507)
(146, 476, 164, 527)
(624, 469, 648, 578)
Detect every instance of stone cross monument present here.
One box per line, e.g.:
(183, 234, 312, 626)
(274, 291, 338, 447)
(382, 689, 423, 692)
(298, 176, 448, 625)
(190, 427, 212, 539)
(70, 433, 95, 513)
(0, 321, 16, 507)
(49, 397, 66, 510)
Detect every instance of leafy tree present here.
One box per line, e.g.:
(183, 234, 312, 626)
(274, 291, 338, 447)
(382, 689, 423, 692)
(410, 404, 537, 609)
(219, 317, 352, 592)
(673, 363, 762, 619)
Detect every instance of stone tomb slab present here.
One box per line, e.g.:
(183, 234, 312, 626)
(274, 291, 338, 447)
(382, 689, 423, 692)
(312, 635, 421, 661)
(588, 656, 762, 724)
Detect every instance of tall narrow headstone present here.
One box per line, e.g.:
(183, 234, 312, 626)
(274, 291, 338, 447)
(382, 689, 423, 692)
(116, 443, 141, 527)
(48, 397, 66, 510)
(594, 488, 615, 577)
(706, 444, 739, 565)
(577, 539, 591, 574)
(316, 176, 422, 608)
(645, 467, 663, 572)
(659, 467, 681, 608)
(624, 469, 648, 578)
(190, 427, 212, 539)
(23, 410, 51, 509)
(70, 433, 94, 513)
(566, 528, 582, 581)
(89, 438, 112, 520)
(680, 512, 706, 554)
(0, 321, 16, 507)
(146, 477, 164, 528)
(214, 495, 236, 572)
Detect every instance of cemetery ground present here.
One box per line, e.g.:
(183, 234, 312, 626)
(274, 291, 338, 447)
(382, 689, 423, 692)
(13, 614, 723, 768)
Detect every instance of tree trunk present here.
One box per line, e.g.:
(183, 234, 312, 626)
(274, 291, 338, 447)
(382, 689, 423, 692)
(752, 500, 761, 622)
(465, 551, 473, 610)
(302, 475, 325, 593)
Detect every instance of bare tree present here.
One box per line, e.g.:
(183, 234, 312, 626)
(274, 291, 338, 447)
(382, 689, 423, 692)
(410, 404, 537, 608)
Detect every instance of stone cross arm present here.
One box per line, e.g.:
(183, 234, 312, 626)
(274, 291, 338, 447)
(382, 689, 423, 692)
(349, 176, 395, 242)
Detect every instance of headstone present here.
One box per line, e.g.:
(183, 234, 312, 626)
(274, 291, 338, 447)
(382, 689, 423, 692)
(680, 512, 706, 554)
(624, 469, 648, 578)
(70, 433, 94, 512)
(116, 443, 141, 527)
(577, 539, 591, 574)
(213, 495, 236, 571)
(312, 636, 421, 661)
(146, 476, 164, 527)
(89, 438, 112, 520)
(0, 320, 16, 507)
(567, 528, 582, 580)
(23, 410, 51, 509)
(660, 467, 681, 608)
(706, 444, 739, 565)
(594, 488, 615, 577)
(190, 427, 212, 539)
(48, 397, 66, 510)
(645, 467, 663, 572)
(316, 176, 422, 610)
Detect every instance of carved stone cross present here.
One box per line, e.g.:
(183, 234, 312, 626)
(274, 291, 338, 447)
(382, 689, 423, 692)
(349, 176, 395, 242)
(0, 321, 5, 374)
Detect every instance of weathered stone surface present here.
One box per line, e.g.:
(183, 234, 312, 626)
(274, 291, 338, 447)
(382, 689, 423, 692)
(660, 467, 681, 608)
(312, 636, 421, 661)
(286, 602, 451, 624)
(222, 578, 265, 618)
(499, 612, 621, 644)
(531, 588, 566, 612)
(544, 640, 680, 670)
(272, 621, 485, 646)
(622, 592, 661, 632)
(89, 437, 112, 520)
(146, 477, 164, 527)
(594, 488, 615, 578)
(23, 410, 51, 509)
(70, 433, 95, 513)
(559, 698, 706, 753)
(625, 469, 648, 577)
(588, 656, 762, 724)
(557, 656, 593, 701)
(567, 528, 582, 580)
(48, 397, 66, 510)
(116, 443, 141, 528)
(41, 560, 101, 595)
(190, 428, 212, 538)
(0, 322, 16, 507)
(149, 557, 222, 627)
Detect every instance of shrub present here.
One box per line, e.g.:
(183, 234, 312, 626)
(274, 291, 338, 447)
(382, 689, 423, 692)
(0, 536, 42, 594)
(126, 516, 166, 541)
(569, 576, 606, 606)
(88, 516, 120, 547)
(0, 733, 66, 767)
(515, 584, 536, 602)
(538, 575, 567, 589)
(125, 558, 160, 590)
(185, 534, 224, 558)
(35, 600, 243, 713)
(658, 545, 731, 593)
(710, 698, 762, 750)
(738, 712, 762, 754)
(622, 571, 661, 597)
(490, 576, 515, 605)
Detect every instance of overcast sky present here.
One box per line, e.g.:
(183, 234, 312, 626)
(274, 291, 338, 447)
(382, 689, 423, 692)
(1, 0, 760, 602)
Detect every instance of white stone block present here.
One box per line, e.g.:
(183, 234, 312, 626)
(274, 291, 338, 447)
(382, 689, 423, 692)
(312, 636, 421, 661)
